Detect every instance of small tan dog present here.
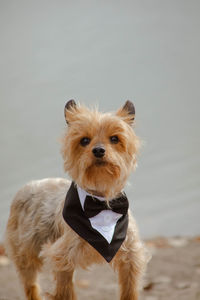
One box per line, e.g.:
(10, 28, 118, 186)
(5, 100, 148, 300)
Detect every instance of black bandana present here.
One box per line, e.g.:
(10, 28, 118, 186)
(62, 182, 129, 262)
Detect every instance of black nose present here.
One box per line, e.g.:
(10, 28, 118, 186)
(92, 147, 105, 158)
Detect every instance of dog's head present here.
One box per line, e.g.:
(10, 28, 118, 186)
(62, 100, 140, 199)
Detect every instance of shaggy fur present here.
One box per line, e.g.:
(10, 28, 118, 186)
(5, 101, 149, 300)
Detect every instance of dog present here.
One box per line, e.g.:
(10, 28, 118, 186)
(5, 100, 149, 300)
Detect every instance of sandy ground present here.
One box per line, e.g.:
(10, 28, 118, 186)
(0, 237, 200, 300)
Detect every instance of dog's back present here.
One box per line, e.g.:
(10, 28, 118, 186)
(5, 178, 69, 262)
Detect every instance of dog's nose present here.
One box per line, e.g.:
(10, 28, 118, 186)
(92, 146, 105, 158)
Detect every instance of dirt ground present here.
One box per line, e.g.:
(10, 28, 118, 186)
(0, 237, 200, 300)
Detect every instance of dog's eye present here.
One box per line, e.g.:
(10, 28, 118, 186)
(80, 137, 91, 147)
(110, 136, 119, 144)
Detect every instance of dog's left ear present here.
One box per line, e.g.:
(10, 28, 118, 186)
(116, 100, 135, 125)
(64, 99, 77, 124)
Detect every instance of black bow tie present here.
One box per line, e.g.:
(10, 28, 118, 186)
(83, 194, 129, 218)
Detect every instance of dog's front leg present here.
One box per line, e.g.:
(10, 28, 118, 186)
(46, 270, 77, 300)
(113, 240, 148, 300)
(115, 258, 140, 300)
(41, 235, 77, 300)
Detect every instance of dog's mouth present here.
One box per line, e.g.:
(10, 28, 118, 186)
(85, 159, 121, 187)
(94, 159, 107, 166)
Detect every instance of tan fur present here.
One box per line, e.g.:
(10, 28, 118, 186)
(5, 102, 149, 300)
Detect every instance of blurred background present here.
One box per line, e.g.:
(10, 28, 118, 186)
(0, 0, 200, 240)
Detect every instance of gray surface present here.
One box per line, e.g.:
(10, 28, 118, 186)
(0, 0, 200, 239)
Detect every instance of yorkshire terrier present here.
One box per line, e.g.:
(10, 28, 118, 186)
(5, 100, 149, 300)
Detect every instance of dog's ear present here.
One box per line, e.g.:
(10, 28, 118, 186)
(116, 100, 135, 125)
(64, 99, 77, 124)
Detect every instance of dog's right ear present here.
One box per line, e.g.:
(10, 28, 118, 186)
(64, 99, 77, 124)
